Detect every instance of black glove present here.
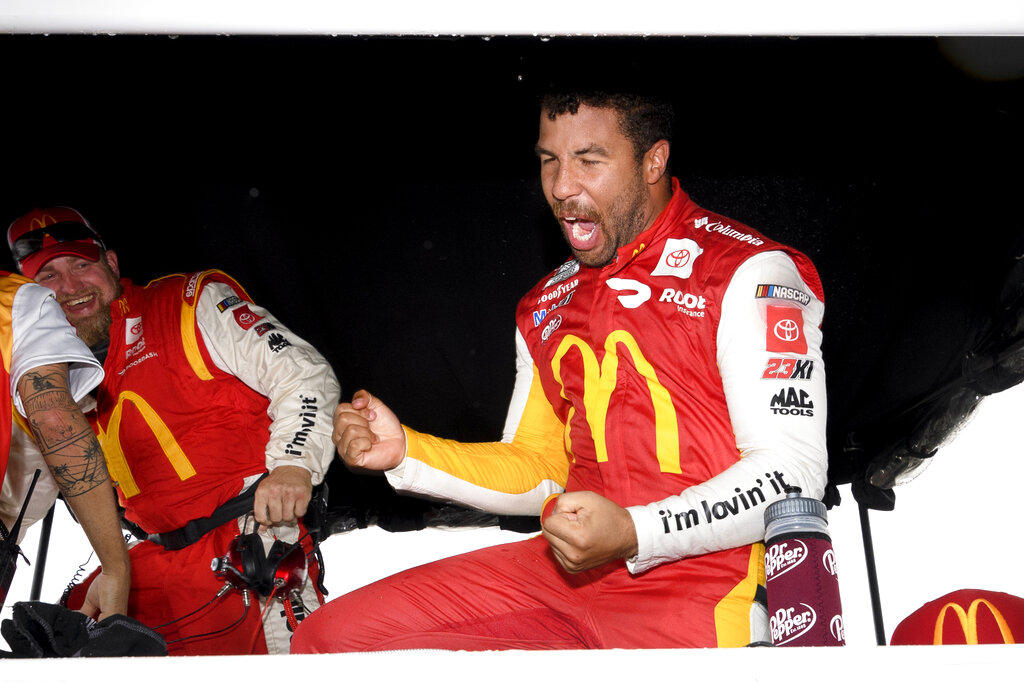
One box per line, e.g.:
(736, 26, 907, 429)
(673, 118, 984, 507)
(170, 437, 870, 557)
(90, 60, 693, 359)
(0, 601, 166, 657)
(81, 612, 168, 657)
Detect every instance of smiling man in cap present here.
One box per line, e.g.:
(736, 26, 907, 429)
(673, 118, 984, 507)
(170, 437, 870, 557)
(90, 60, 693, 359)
(0, 211, 128, 621)
(7, 206, 340, 655)
(8, 208, 119, 351)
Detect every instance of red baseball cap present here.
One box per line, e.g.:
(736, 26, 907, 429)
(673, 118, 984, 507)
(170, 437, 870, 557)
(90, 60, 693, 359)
(7, 207, 107, 279)
(890, 588, 1024, 645)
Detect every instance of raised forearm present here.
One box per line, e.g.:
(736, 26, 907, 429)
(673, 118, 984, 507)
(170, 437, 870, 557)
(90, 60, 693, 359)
(18, 364, 129, 611)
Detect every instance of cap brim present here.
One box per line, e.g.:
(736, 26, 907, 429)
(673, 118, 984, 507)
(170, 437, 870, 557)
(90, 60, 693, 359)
(19, 242, 102, 279)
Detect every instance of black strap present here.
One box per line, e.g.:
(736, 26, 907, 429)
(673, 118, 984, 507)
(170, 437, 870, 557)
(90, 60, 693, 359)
(147, 474, 268, 551)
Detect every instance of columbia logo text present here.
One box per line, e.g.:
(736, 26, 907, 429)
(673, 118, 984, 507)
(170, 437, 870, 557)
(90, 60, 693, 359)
(697, 218, 765, 246)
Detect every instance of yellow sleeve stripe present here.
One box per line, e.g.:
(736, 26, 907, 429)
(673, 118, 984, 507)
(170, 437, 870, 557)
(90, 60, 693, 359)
(405, 427, 568, 497)
(0, 274, 31, 375)
(403, 368, 569, 497)
(176, 270, 251, 381)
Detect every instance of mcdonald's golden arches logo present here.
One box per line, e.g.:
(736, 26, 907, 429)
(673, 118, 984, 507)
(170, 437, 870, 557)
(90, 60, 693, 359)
(890, 589, 1024, 646)
(30, 213, 59, 230)
(933, 598, 1014, 645)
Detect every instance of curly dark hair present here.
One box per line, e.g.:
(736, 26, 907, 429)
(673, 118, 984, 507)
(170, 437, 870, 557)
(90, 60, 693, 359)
(540, 91, 675, 164)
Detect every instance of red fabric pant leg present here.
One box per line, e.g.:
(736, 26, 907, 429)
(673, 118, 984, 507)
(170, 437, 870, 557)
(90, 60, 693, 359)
(291, 536, 603, 652)
(126, 525, 268, 655)
(291, 536, 760, 652)
(584, 545, 762, 648)
(60, 531, 262, 655)
(66, 522, 324, 655)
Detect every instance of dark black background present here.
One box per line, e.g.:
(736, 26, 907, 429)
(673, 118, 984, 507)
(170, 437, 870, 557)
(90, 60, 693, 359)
(2, 34, 1022, 515)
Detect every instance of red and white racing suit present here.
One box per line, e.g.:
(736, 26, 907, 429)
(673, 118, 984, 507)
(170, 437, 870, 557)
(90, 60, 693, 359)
(74, 270, 339, 655)
(292, 179, 827, 651)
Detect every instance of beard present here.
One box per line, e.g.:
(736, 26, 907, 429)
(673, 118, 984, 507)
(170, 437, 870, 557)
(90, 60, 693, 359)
(554, 170, 650, 268)
(59, 273, 123, 349)
(69, 303, 113, 348)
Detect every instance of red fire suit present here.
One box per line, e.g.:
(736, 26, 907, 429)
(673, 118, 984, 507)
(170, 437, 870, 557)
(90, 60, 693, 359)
(292, 179, 827, 651)
(78, 270, 339, 655)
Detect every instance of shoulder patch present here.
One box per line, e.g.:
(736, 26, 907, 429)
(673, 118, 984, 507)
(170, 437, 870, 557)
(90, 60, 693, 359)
(756, 283, 811, 306)
(232, 304, 264, 331)
(216, 295, 244, 312)
(766, 305, 807, 354)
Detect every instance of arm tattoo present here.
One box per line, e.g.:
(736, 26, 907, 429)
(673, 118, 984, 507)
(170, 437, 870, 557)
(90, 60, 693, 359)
(22, 369, 110, 498)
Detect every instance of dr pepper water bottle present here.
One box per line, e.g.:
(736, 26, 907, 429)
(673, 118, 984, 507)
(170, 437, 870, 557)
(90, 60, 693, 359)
(763, 487, 845, 646)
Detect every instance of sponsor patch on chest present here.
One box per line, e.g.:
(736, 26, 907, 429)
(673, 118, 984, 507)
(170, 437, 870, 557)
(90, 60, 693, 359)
(124, 316, 148, 361)
(651, 238, 703, 279)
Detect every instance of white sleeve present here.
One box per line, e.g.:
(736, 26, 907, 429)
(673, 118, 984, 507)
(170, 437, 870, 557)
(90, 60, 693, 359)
(195, 281, 341, 484)
(9, 282, 104, 416)
(501, 327, 537, 443)
(626, 251, 828, 573)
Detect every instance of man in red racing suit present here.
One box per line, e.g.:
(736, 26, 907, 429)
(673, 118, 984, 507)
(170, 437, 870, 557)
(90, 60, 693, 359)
(6, 207, 340, 654)
(292, 90, 827, 651)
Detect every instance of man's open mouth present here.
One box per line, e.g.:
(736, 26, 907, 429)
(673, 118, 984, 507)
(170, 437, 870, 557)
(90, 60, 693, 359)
(562, 215, 600, 251)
